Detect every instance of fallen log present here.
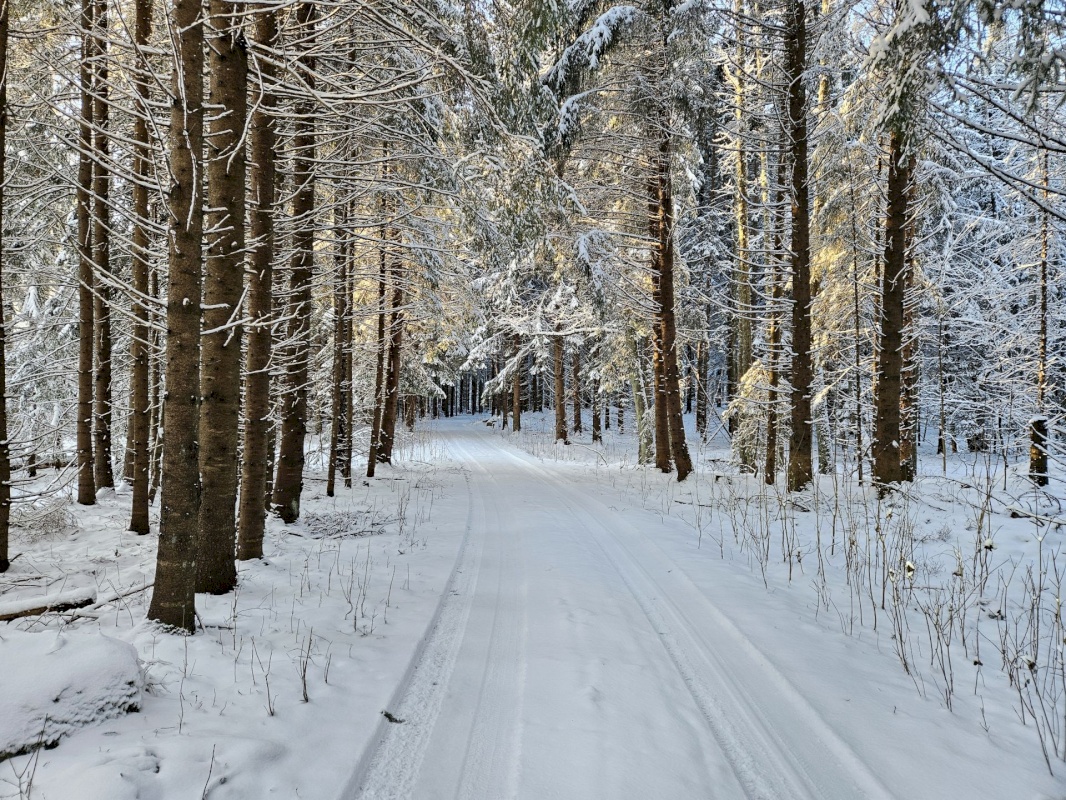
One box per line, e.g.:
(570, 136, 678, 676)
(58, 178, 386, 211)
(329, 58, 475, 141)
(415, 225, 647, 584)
(0, 587, 97, 623)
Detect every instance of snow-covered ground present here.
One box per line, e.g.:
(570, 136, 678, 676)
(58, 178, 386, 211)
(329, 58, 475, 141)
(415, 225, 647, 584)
(2, 415, 1064, 798)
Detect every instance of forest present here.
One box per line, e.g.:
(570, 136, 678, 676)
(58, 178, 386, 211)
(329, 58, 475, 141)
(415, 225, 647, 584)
(0, 0, 1064, 796)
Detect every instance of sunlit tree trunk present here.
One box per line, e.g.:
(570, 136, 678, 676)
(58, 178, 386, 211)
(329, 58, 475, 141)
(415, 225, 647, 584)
(731, 0, 752, 390)
(654, 131, 692, 481)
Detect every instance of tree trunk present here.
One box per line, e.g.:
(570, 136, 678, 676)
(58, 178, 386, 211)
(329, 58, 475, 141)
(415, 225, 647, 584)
(128, 0, 152, 535)
(367, 234, 387, 477)
(553, 333, 568, 443)
(628, 335, 651, 464)
(236, 0, 278, 560)
(1031, 148, 1050, 487)
(732, 0, 753, 394)
(785, 0, 814, 492)
(197, 0, 247, 593)
(76, 0, 96, 506)
(649, 176, 671, 474)
(91, 0, 114, 492)
(327, 229, 348, 498)
(571, 346, 582, 434)
(654, 132, 692, 481)
(592, 381, 602, 443)
(380, 236, 405, 463)
(695, 341, 709, 440)
(342, 235, 354, 487)
(872, 129, 910, 488)
(501, 357, 509, 429)
(0, 0, 11, 572)
(898, 298, 918, 482)
(765, 174, 784, 484)
(147, 0, 205, 632)
(148, 266, 162, 506)
(511, 335, 522, 432)
(271, 0, 316, 523)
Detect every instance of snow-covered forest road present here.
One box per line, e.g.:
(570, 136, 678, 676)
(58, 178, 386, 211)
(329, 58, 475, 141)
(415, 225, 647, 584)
(347, 423, 892, 800)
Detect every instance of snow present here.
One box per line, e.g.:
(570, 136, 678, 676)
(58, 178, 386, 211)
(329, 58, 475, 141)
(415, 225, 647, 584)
(1, 419, 1064, 798)
(543, 6, 638, 94)
(0, 586, 95, 618)
(0, 631, 140, 760)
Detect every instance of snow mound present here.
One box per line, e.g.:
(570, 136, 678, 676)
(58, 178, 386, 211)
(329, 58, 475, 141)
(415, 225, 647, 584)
(0, 630, 142, 760)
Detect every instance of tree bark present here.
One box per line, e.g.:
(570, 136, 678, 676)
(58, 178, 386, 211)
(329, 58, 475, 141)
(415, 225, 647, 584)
(197, 0, 247, 592)
(571, 345, 582, 434)
(147, 0, 205, 632)
(553, 333, 568, 443)
(873, 129, 910, 488)
(271, 1, 316, 523)
(342, 234, 354, 486)
(592, 380, 602, 443)
(128, 0, 152, 535)
(649, 176, 671, 473)
(236, 0, 277, 560)
(0, 0, 11, 572)
(512, 335, 522, 432)
(327, 229, 348, 497)
(91, 0, 114, 492)
(1031, 148, 1050, 487)
(654, 132, 692, 481)
(785, 0, 814, 492)
(628, 334, 651, 463)
(380, 226, 405, 463)
(765, 172, 784, 484)
(695, 341, 708, 440)
(367, 234, 387, 477)
(76, 0, 96, 506)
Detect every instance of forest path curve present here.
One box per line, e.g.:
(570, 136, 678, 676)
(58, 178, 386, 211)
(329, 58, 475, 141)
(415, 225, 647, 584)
(343, 420, 894, 800)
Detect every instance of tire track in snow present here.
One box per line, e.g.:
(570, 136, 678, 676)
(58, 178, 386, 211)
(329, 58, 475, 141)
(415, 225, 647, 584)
(342, 465, 484, 800)
(449, 438, 528, 800)
(490, 438, 895, 800)
(343, 429, 528, 800)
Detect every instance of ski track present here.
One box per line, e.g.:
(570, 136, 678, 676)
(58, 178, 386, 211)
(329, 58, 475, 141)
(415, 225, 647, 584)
(345, 424, 895, 800)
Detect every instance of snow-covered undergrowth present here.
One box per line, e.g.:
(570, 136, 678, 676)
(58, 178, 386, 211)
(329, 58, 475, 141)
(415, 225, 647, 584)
(0, 431, 467, 799)
(501, 410, 1066, 778)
